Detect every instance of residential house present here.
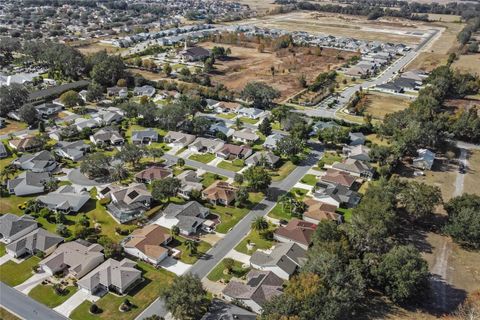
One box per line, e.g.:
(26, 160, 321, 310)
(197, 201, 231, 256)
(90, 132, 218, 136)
(310, 120, 339, 135)
(245, 151, 280, 168)
(54, 140, 90, 161)
(222, 270, 284, 314)
(313, 182, 361, 208)
(273, 219, 317, 250)
(131, 128, 159, 145)
(232, 129, 259, 144)
(40, 241, 104, 279)
(177, 170, 203, 199)
(320, 169, 356, 188)
(214, 102, 241, 114)
(13, 150, 58, 173)
(0, 214, 38, 244)
(96, 110, 124, 125)
(331, 158, 373, 180)
(210, 123, 234, 138)
(37, 185, 90, 213)
(201, 299, 256, 320)
(0, 143, 8, 158)
(135, 166, 173, 184)
(0, 117, 5, 128)
(35, 103, 63, 119)
(164, 131, 196, 148)
(90, 128, 124, 146)
(77, 258, 142, 295)
(413, 148, 435, 170)
(343, 144, 370, 162)
(9, 136, 43, 153)
(250, 242, 307, 280)
(98, 184, 152, 223)
(237, 107, 263, 120)
(303, 198, 342, 224)
(123, 224, 172, 265)
(133, 85, 156, 97)
(6, 228, 63, 258)
(263, 133, 284, 150)
(107, 86, 128, 98)
(205, 99, 222, 110)
(158, 201, 209, 235)
(74, 118, 102, 131)
(79, 90, 88, 102)
(349, 132, 366, 146)
(189, 138, 225, 154)
(179, 46, 210, 62)
(202, 181, 237, 206)
(216, 144, 252, 160)
(7, 171, 52, 196)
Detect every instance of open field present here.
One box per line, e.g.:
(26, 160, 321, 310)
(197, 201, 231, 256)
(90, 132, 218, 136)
(75, 42, 125, 55)
(465, 149, 480, 196)
(427, 14, 462, 23)
(127, 68, 164, 81)
(452, 53, 480, 75)
(203, 41, 357, 100)
(365, 92, 412, 120)
(226, 0, 279, 14)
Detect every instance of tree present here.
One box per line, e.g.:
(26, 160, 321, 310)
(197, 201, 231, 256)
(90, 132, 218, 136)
(251, 216, 269, 232)
(375, 245, 429, 303)
(397, 181, 442, 219)
(279, 192, 295, 213)
(444, 194, 480, 249)
(149, 148, 164, 163)
(223, 258, 234, 274)
(0, 165, 16, 184)
(234, 173, 244, 185)
(56, 224, 69, 237)
(80, 153, 110, 179)
(234, 117, 243, 130)
(243, 166, 272, 192)
(38, 121, 45, 132)
(258, 117, 272, 136)
(117, 143, 144, 168)
(177, 158, 185, 167)
(59, 90, 81, 107)
(110, 162, 128, 182)
(55, 211, 65, 224)
(117, 78, 127, 87)
(235, 187, 249, 207)
(171, 225, 180, 238)
(184, 239, 198, 256)
(18, 104, 38, 125)
(240, 82, 280, 109)
(90, 52, 125, 86)
(161, 274, 208, 320)
(163, 63, 172, 76)
(271, 105, 292, 127)
(152, 177, 181, 201)
(98, 236, 122, 259)
(86, 81, 104, 102)
(276, 136, 305, 163)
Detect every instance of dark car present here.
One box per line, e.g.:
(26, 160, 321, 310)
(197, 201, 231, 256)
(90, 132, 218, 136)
(459, 163, 466, 174)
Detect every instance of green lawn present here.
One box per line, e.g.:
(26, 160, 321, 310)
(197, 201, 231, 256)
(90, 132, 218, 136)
(216, 113, 236, 120)
(70, 262, 175, 320)
(168, 236, 212, 264)
(300, 174, 317, 186)
(189, 153, 215, 164)
(235, 225, 276, 255)
(217, 160, 244, 172)
(207, 259, 250, 282)
(239, 117, 259, 125)
(0, 194, 36, 216)
(252, 133, 266, 152)
(0, 256, 40, 287)
(271, 121, 282, 131)
(201, 172, 227, 188)
(29, 285, 78, 308)
(213, 192, 264, 233)
(0, 307, 21, 320)
(268, 188, 309, 221)
(336, 207, 353, 222)
(318, 151, 343, 169)
(0, 243, 5, 257)
(270, 161, 296, 181)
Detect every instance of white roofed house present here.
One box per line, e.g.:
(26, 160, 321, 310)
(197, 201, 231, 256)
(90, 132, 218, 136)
(232, 129, 259, 145)
(163, 131, 196, 148)
(7, 171, 52, 196)
(263, 133, 285, 150)
(413, 148, 435, 170)
(37, 185, 91, 214)
(188, 137, 225, 154)
(237, 107, 264, 120)
(54, 140, 90, 161)
(12, 150, 58, 173)
(131, 128, 159, 145)
(133, 85, 156, 97)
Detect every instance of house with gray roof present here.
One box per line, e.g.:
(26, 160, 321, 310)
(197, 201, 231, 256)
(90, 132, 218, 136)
(7, 171, 52, 196)
(90, 128, 124, 146)
(6, 228, 63, 258)
(331, 158, 373, 180)
(209, 122, 234, 138)
(263, 133, 285, 150)
(222, 270, 284, 314)
(0, 214, 38, 244)
(133, 85, 156, 97)
(107, 86, 128, 98)
(35, 103, 63, 119)
(77, 258, 142, 295)
(131, 128, 159, 145)
(343, 144, 370, 162)
(310, 120, 339, 136)
(0, 143, 7, 159)
(188, 137, 224, 153)
(164, 131, 196, 148)
(349, 132, 366, 146)
(232, 129, 259, 144)
(313, 182, 361, 208)
(245, 151, 280, 168)
(413, 148, 435, 170)
(98, 184, 152, 223)
(13, 150, 58, 173)
(250, 242, 307, 280)
(201, 299, 256, 320)
(74, 118, 102, 131)
(157, 201, 209, 235)
(54, 140, 90, 161)
(37, 185, 91, 213)
(177, 170, 203, 199)
(237, 107, 264, 119)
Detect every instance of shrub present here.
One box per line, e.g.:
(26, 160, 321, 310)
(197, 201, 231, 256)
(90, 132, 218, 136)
(90, 303, 101, 314)
(99, 197, 111, 206)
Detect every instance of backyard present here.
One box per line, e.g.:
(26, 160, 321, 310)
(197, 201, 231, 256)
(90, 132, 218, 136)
(207, 259, 250, 282)
(201, 172, 227, 188)
(29, 284, 78, 308)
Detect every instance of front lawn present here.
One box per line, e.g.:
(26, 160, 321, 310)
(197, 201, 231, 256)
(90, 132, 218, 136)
(201, 172, 227, 188)
(207, 259, 250, 282)
(29, 285, 78, 308)
(0, 307, 21, 320)
(216, 113, 236, 120)
(317, 151, 343, 169)
(217, 160, 244, 172)
(270, 161, 296, 181)
(0, 194, 36, 216)
(70, 262, 175, 320)
(168, 237, 212, 265)
(189, 153, 215, 164)
(0, 243, 5, 257)
(300, 174, 317, 186)
(235, 224, 276, 255)
(0, 256, 40, 287)
(268, 188, 308, 221)
(239, 117, 259, 125)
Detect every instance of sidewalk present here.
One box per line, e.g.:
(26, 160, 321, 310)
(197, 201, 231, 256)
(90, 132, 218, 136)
(54, 289, 100, 317)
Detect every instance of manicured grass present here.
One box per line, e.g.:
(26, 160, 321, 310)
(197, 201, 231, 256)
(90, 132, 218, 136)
(271, 121, 282, 131)
(0, 256, 40, 287)
(300, 174, 317, 186)
(70, 261, 175, 320)
(207, 259, 250, 282)
(336, 207, 353, 222)
(201, 172, 227, 188)
(318, 151, 343, 169)
(169, 236, 212, 264)
(216, 113, 236, 120)
(252, 133, 266, 152)
(213, 192, 264, 233)
(0, 307, 21, 320)
(235, 223, 276, 255)
(29, 285, 78, 308)
(0, 243, 5, 257)
(239, 117, 259, 125)
(175, 147, 187, 155)
(0, 154, 16, 171)
(270, 160, 296, 181)
(189, 153, 215, 164)
(217, 160, 244, 172)
(0, 194, 36, 216)
(268, 202, 293, 221)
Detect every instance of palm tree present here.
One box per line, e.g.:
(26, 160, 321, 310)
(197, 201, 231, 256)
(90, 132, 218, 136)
(149, 148, 164, 163)
(111, 162, 128, 182)
(234, 117, 243, 130)
(278, 192, 295, 213)
(0, 165, 16, 185)
(184, 239, 198, 256)
(251, 217, 268, 232)
(171, 225, 180, 238)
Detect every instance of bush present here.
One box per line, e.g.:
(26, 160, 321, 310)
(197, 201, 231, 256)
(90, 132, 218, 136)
(99, 197, 111, 206)
(90, 303, 101, 314)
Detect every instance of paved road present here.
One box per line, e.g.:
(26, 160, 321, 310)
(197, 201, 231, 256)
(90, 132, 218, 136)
(163, 153, 236, 179)
(0, 282, 69, 320)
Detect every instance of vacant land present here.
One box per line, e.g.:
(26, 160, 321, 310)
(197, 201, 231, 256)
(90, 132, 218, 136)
(452, 53, 480, 75)
(0, 119, 27, 136)
(203, 41, 356, 100)
(75, 42, 124, 55)
(226, 0, 279, 14)
(465, 150, 480, 196)
(365, 92, 412, 120)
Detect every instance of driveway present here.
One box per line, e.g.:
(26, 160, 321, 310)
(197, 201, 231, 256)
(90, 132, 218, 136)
(177, 148, 194, 158)
(207, 157, 223, 167)
(0, 254, 12, 266)
(68, 168, 105, 187)
(225, 249, 251, 265)
(14, 271, 51, 294)
(54, 288, 100, 317)
(159, 257, 191, 276)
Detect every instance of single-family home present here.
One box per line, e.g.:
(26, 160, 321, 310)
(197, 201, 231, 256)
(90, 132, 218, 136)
(245, 151, 280, 168)
(135, 166, 173, 184)
(37, 185, 91, 213)
(159, 201, 209, 235)
(202, 181, 237, 206)
(320, 169, 356, 188)
(9, 136, 43, 153)
(107, 86, 128, 98)
(35, 103, 63, 119)
(413, 148, 435, 170)
(6, 228, 63, 258)
(273, 219, 317, 250)
(7, 171, 52, 196)
(164, 131, 196, 148)
(310, 121, 339, 135)
(79, 90, 88, 102)
(77, 258, 142, 295)
(201, 299, 256, 320)
(131, 128, 159, 145)
(54, 140, 90, 161)
(343, 144, 370, 162)
(13, 150, 58, 173)
(349, 132, 366, 146)
(0, 143, 8, 158)
(303, 198, 342, 224)
(179, 46, 210, 62)
(74, 118, 102, 131)
(188, 138, 225, 153)
(177, 170, 203, 199)
(263, 133, 285, 150)
(123, 224, 172, 265)
(250, 242, 307, 280)
(98, 184, 152, 223)
(0, 214, 38, 244)
(216, 144, 252, 160)
(237, 107, 264, 120)
(133, 85, 156, 97)
(40, 241, 104, 279)
(214, 102, 241, 114)
(313, 182, 361, 208)
(222, 270, 284, 314)
(232, 129, 259, 144)
(210, 123, 234, 138)
(331, 158, 373, 180)
(90, 128, 125, 146)
(205, 99, 222, 110)
(96, 110, 124, 125)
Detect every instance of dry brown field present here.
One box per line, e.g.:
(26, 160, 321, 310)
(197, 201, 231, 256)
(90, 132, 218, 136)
(226, 0, 280, 14)
(364, 92, 412, 120)
(202, 41, 357, 100)
(75, 42, 125, 55)
(452, 53, 480, 75)
(465, 149, 480, 197)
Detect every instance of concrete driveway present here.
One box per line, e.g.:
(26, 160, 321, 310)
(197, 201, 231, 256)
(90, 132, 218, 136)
(0, 254, 12, 266)
(14, 271, 51, 294)
(159, 257, 191, 276)
(54, 288, 100, 317)
(68, 168, 105, 187)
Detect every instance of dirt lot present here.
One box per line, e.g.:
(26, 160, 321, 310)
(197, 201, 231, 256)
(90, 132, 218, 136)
(452, 53, 480, 75)
(75, 42, 125, 55)
(226, 0, 280, 14)
(365, 92, 412, 120)
(203, 41, 357, 100)
(465, 149, 480, 196)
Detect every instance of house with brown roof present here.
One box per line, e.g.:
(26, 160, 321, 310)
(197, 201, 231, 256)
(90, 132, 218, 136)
(9, 136, 43, 153)
(303, 198, 342, 224)
(273, 218, 317, 250)
(216, 144, 252, 160)
(222, 270, 284, 314)
(135, 166, 173, 184)
(320, 169, 356, 188)
(202, 181, 237, 206)
(123, 224, 172, 265)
